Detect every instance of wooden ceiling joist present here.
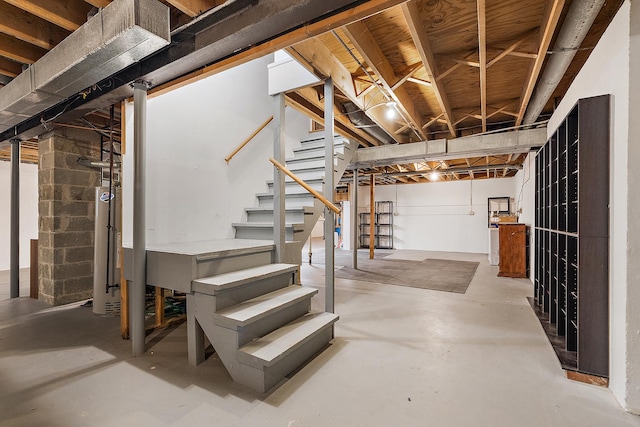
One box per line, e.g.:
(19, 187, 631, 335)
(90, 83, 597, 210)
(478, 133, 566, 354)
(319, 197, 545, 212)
(343, 21, 426, 140)
(516, 0, 565, 126)
(0, 2, 70, 50)
(401, 0, 456, 138)
(0, 57, 22, 78)
(3, 0, 94, 32)
(287, 37, 406, 144)
(0, 33, 47, 64)
(164, 0, 220, 17)
(84, 0, 112, 7)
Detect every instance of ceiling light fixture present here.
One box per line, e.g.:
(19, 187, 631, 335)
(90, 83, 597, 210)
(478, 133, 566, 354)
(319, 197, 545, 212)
(386, 101, 397, 119)
(430, 171, 439, 181)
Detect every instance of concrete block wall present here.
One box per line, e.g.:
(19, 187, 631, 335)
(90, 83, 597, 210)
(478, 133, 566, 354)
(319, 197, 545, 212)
(38, 128, 101, 305)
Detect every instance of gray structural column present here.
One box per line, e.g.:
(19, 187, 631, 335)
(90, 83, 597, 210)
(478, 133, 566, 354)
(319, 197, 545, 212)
(273, 93, 286, 263)
(324, 78, 335, 313)
(132, 81, 148, 356)
(10, 139, 20, 298)
(352, 168, 358, 270)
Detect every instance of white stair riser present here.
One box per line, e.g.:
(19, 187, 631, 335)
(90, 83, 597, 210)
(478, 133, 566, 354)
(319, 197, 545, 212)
(291, 146, 344, 160)
(257, 194, 315, 209)
(287, 158, 338, 171)
(195, 273, 294, 311)
(243, 324, 334, 393)
(221, 298, 312, 347)
(266, 181, 323, 192)
(235, 225, 302, 241)
(246, 210, 309, 223)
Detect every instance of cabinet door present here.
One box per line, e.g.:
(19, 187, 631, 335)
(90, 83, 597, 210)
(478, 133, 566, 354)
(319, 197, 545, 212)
(498, 224, 527, 278)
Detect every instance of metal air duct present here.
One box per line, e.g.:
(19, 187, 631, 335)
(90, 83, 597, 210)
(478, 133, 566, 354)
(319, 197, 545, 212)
(343, 101, 395, 145)
(0, 0, 170, 131)
(523, 0, 605, 124)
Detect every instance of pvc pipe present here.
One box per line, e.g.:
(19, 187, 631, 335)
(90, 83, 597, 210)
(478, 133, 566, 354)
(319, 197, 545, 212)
(132, 81, 148, 356)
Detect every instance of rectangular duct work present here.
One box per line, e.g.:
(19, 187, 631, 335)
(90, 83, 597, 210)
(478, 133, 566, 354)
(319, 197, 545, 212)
(0, 0, 169, 130)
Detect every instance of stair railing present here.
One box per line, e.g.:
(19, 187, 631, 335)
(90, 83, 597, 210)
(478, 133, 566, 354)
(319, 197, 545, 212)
(269, 158, 341, 214)
(225, 116, 274, 163)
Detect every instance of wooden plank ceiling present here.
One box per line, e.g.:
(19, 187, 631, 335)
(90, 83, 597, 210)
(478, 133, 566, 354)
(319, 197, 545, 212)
(0, 0, 623, 185)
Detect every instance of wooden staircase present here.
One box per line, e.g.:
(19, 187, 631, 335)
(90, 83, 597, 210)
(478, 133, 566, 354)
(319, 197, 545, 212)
(186, 134, 355, 393)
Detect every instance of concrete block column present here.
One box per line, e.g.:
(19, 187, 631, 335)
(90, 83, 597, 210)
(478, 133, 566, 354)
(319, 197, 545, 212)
(38, 128, 101, 306)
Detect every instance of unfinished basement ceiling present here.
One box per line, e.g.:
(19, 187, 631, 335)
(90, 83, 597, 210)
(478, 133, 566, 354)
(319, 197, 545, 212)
(0, 0, 624, 183)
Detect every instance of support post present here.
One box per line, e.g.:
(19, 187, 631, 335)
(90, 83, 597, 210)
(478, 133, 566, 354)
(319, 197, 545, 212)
(10, 139, 20, 298)
(273, 93, 286, 263)
(132, 81, 148, 356)
(370, 174, 375, 260)
(352, 168, 358, 269)
(324, 78, 335, 313)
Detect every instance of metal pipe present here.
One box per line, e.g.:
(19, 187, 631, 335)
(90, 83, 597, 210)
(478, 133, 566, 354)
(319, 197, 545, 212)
(369, 174, 375, 260)
(352, 168, 358, 270)
(105, 104, 115, 293)
(273, 94, 286, 263)
(324, 78, 335, 314)
(523, 0, 605, 124)
(10, 139, 19, 299)
(78, 158, 121, 169)
(132, 81, 148, 356)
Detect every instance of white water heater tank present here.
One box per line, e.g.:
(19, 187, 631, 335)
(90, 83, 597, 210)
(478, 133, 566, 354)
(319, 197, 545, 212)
(93, 186, 121, 315)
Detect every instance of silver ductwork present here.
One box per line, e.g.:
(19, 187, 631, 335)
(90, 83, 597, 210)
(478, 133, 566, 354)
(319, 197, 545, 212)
(0, 0, 170, 132)
(523, 0, 605, 124)
(343, 101, 394, 145)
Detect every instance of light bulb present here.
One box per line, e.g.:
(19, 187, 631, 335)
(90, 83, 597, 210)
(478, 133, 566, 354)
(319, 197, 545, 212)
(430, 171, 439, 181)
(385, 102, 396, 119)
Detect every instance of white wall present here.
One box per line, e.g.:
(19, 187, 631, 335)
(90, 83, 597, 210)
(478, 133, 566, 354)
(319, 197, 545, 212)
(0, 161, 39, 270)
(122, 55, 310, 245)
(358, 177, 516, 253)
(544, 1, 632, 410)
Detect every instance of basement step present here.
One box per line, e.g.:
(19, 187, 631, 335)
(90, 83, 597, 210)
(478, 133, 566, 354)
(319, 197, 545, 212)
(236, 311, 339, 392)
(286, 152, 344, 165)
(214, 285, 318, 328)
(233, 222, 305, 240)
(192, 263, 297, 296)
(256, 192, 315, 208)
(245, 206, 313, 223)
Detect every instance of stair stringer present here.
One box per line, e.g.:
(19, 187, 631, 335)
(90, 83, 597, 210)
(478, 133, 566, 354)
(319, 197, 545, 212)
(281, 138, 357, 266)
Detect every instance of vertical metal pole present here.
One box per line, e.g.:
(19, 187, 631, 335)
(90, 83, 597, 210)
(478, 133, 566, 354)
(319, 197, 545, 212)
(370, 174, 375, 259)
(352, 168, 358, 269)
(10, 140, 20, 299)
(324, 78, 335, 313)
(132, 81, 148, 356)
(273, 93, 286, 263)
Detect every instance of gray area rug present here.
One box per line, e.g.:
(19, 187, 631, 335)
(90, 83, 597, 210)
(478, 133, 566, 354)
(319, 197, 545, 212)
(332, 258, 479, 294)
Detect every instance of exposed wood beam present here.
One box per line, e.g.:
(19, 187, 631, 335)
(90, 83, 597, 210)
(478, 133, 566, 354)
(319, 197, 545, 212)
(286, 87, 380, 147)
(390, 63, 423, 91)
(84, 0, 112, 7)
(477, 0, 487, 132)
(516, 0, 565, 126)
(0, 2, 70, 50)
(0, 33, 47, 64)
(343, 21, 426, 140)
(402, 0, 456, 137)
(437, 63, 462, 81)
(0, 57, 22, 78)
(422, 113, 445, 130)
(407, 77, 431, 87)
(3, 0, 93, 32)
(287, 37, 407, 143)
(506, 51, 538, 59)
(466, 159, 475, 179)
(164, 0, 220, 17)
(149, 0, 408, 98)
(486, 29, 538, 68)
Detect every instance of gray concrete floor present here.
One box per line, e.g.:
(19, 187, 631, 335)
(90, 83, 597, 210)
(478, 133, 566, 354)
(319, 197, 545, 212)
(1, 246, 638, 426)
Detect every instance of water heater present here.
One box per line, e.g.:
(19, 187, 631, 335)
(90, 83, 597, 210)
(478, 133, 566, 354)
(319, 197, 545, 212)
(93, 186, 121, 315)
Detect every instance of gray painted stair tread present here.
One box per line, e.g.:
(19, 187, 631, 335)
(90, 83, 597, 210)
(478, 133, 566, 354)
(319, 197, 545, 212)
(245, 207, 313, 213)
(192, 263, 297, 293)
(232, 222, 305, 229)
(126, 239, 274, 257)
(215, 286, 318, 327)
(238, 312, 339, 368)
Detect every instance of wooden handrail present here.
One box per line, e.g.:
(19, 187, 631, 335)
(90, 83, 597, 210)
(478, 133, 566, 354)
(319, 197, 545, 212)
(269, 158, 341, 215)
(225, 116, 274, 163)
